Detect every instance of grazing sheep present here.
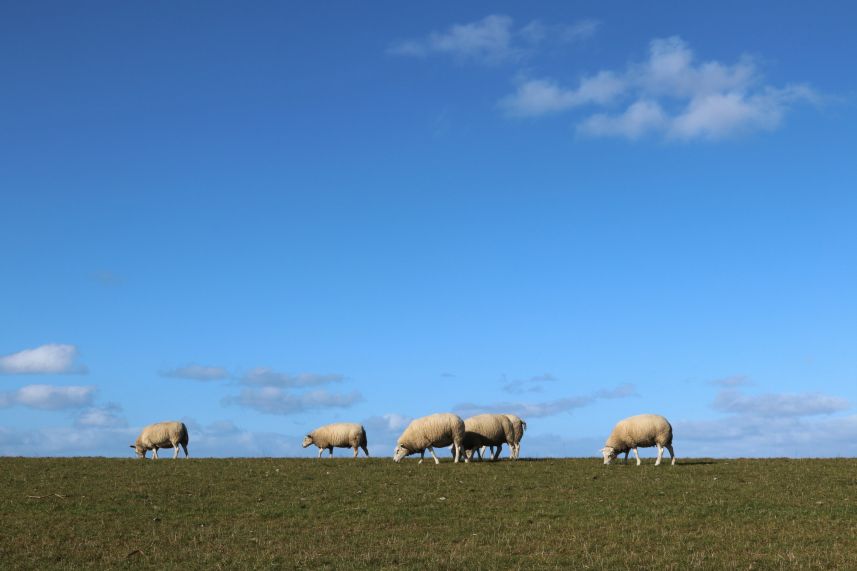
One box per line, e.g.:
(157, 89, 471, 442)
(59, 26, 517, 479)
(461, 414, 515, 461)
(302, 423, 369, 459)
(481, 414, 527, 460)
(393, 413, 465, 464)
(131, 421, 189, 460)
(601, 414, 675, 466)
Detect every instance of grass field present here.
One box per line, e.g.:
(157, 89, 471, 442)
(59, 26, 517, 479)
(2, 457, 856, 569)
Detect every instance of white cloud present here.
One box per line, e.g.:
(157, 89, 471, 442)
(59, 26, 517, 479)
(499, 72, 625, 117)
(0, 384, 95, 410)
(389, 15, 517, 64)
(389, 15, 598, 66)
(500, 35, 816, 140)
(577, 99, 667, 139)
(455, 383, 636, 418)
(75, 403, 127, 428)
(713, 389, 849, 417)
(161, 364, 231, 381)
(520, 18, 600, 45)
(223, 387, 362, 416)
(241, 368, 343, 388)
(673, 386, 856, 457)
(0, 344, 87, 375)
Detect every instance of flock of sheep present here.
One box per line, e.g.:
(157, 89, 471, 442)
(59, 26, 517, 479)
(131, 413, 677, 465)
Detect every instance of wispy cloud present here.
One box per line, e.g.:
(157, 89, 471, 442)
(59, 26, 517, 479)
(240, 368, 343, 388)
(0, 344, 87, 375)
(0, 384, 95, 410)
(455, 383, 636, 418)
(501, 36, 816, 140)
(519, 19, 599, 45)
(75, 403, 127, 428)
(160, 364, 231, 381)
(499, 72, 625, 117)
(389, 15, 598, 66)
(674, 385, 855, 457)
(223, 387, 362, 416)
(713, 389, 849, 417)
(502, 373, 559, 394)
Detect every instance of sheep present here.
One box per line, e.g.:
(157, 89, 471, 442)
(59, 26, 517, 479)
(481, 414, 527, 460)
(302, 423, 369, 459)
(393, 413, 465, 464)
(460, 414, 515, 461)
(601, 414, 676, 466)
(130, 421, 189, 459)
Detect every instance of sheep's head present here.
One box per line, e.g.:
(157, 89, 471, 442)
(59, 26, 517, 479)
(601, 447, 617, 465)
(392, 444, 410, 462)
(301, 435, 313, 448)
(130, 444, 146, 459)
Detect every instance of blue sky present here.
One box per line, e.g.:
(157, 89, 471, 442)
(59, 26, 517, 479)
(1, 2, 855, 458)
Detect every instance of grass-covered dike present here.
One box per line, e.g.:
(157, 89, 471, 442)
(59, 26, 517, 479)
(2, 457, 856, 569)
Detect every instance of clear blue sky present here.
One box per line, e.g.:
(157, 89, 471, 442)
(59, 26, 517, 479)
(2, 2, 855, 458)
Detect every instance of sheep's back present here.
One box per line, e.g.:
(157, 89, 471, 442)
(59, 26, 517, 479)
(463, 414, 507, 446)
(311, 423, 363, 447)
(140, 421, 186, 447)
(608, 414, 672, 449)
(398, 413, 464, 449)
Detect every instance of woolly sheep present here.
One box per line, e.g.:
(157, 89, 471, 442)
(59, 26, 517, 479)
(393, 413, 465, 464)
(302, 423, 369, 459)
(130, 421, 189, 460)
(461, 414, 515, 461)
(601, 414, 676, 466)
(481, 414, 527, 460)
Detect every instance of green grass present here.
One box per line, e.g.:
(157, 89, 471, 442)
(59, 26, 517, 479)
(2, 457, 856, 569)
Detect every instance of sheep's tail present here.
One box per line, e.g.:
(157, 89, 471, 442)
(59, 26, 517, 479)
(521, 420, 527, 434)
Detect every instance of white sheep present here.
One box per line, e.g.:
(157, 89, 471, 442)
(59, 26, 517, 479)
(130, 421, 189, 459)
(393, 413, 465, 464)
(481, 413, 527, 460)
(601, 414, 676, 466)
(461, 414, 515, 461)
(302, 423, 369, 459)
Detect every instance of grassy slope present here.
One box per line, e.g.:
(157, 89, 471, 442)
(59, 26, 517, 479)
(1, 457, 856, 569)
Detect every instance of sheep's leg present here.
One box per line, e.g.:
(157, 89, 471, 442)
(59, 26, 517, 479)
(317, 447, 324, 459)
(480, 446, 487, 459)
(492, 444, 503, 461)
(454, 444, 461, 463)
(667, 445, 676, 466)
(428, 446, 440, 465)
(632, 447, 641, 466)
(353, 446, 358, 459)
(172, 445, 179, 460)
(419, 450, 425, 464)
(655, 444, 664, 466)
(623, 451, 629, 464)
(329, 446, 334, 458)
(152, 448, 158, 460)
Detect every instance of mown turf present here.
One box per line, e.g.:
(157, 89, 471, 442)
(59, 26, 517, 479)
(1, 457, 856, 569)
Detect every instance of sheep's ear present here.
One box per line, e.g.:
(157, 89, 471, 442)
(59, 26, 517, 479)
(129, 445, 135, 448)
